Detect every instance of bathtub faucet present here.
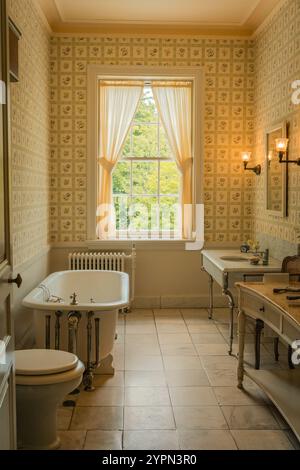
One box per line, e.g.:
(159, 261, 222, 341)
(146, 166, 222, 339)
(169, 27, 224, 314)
(70, 292, 78, 306)
(38, 284, 50, 302)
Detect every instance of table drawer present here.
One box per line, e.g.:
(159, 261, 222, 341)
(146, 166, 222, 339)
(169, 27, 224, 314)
(241, 292, 280, 329)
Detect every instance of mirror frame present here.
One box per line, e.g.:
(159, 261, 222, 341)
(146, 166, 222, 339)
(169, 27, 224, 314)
(265, 120, 288, 217)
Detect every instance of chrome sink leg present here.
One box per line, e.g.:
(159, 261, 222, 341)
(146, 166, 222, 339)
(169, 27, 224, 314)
(223, 272, 235, 355)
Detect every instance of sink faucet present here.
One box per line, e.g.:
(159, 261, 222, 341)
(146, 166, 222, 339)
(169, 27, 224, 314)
(240, 246, 269, 265)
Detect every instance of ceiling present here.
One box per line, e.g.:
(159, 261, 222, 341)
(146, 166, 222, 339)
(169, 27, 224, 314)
(35, 0, 281, 35)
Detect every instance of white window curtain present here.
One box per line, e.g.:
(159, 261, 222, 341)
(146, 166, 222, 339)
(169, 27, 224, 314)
(152, 81, 193, 240)
(97, 80, 143, 239)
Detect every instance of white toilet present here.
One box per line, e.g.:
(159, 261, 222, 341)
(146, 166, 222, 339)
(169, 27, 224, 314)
(15, 349, 85, 450)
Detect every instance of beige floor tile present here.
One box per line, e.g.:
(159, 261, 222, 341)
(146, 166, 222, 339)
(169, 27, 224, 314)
(125, 387, 171, 406)
(84, 430, 122, 450)
(125, 334, 159, 346)
(163, 355, 202, 370)
(180, 309, 209, 317)
(200, 355, 237, 370)
(174, 406, 228, 429)
(77, 387, 124, 406)
(191, 333, 226, 344)
(125, 324, 157, 334)
(93, 372, 124, 388)
(222, 405, 280, 430)
(187, 324, 219, 333)
(125, 370, 167, 387)
(205, 368, 247, 387)
(178, 430, 237, 450)
(169, 386, 218, 406)
(58, 431, 86, 450)
(124, 430, 179, 450)
(156, 323, 188, 334)
(113, 353, 125, 371)
(124, 406, 175, 430)
(70, 406, 123, 430)
(125, 343, 161, 356)
(213, 386, 267, 406)
(165, 369, 210, 387)
(158, 333, 192, 345)
(155, 317, 185, 325)
(125, 354, 164, 371)
(154, 308, 181, 316)
(195, 344, 229, 356)
(160, 344, 197, 356)
(57, 407, 73, 430)
(231, 430, 294, 450)
(128, 309, 154, 316)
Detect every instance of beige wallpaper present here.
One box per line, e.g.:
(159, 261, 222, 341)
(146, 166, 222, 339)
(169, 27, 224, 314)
(49, 35, 255, 244)
(9, 0, 50, 267)
(252, 0, 300, 244)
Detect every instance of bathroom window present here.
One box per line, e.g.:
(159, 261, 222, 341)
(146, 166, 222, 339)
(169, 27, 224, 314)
(112, 85, 181, 239)
(88, 66, 203, 243)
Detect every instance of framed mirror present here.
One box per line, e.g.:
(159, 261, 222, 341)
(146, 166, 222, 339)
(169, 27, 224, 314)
(265, 121, 288, 217)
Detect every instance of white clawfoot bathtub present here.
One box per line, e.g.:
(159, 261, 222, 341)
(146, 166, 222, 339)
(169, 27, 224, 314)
(22, 270, 129, 384)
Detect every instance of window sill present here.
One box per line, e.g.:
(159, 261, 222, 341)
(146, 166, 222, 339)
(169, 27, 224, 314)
(86, 239, 202, 251)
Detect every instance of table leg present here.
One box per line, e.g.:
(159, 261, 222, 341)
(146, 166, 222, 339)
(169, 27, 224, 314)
(237, 309, 246, 389)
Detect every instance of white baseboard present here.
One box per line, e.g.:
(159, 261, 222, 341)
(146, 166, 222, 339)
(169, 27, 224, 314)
(133, 295, 227, 309)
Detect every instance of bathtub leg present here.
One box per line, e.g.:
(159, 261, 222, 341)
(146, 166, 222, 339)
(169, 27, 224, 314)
(84, 311, 95, 391)
(67, 311, 81, 355)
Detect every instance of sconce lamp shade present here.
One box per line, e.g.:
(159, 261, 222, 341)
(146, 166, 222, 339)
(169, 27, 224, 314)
(241, 151, 251, 162)
(275, 138, 289, 152)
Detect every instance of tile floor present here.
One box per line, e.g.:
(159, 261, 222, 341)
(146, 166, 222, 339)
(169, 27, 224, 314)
(57, 308, 298, 450)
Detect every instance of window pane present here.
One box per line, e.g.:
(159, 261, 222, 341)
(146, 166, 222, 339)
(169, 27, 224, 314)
(160, 161, 181, 195)
(134, 92, 158, 123)
(132, 124, 158, 158)
(132, 161, 158, 194)
(159, 125, 172, 158)
(112, 162, 130, 194)
(114, 195, 130, 230)
(160, 196, 180, 232)
(130, 197, 158, 231)
(122, 132, 131, 157)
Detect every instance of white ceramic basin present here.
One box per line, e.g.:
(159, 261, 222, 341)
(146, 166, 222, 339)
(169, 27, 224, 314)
(220, 256, 248, 261)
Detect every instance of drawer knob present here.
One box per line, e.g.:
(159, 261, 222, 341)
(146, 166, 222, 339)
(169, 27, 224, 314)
(259, 306, 265, 312)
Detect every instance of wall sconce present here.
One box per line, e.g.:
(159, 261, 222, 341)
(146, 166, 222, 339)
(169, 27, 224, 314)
(275, 138, 300, 165)
(241, 151, 261, 175)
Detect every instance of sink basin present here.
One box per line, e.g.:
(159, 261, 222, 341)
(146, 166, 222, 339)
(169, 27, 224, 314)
(220, 256, 248, 262)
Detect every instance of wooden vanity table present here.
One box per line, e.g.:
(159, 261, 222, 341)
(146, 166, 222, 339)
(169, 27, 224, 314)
(236, 282, 300, 441)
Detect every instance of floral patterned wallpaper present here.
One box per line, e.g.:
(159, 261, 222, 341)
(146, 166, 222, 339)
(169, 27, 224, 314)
(49, 35, 255, 244)
(9, 0, 50, 267)
(253, 0, 300, 244)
